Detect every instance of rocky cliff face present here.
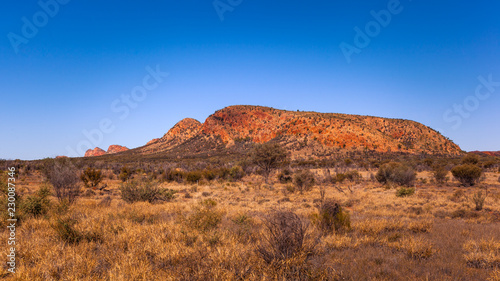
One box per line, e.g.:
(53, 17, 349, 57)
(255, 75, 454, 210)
(84, 147, 106, 157)
(137, 105, 462, 157)
(106, 145, 129, 154)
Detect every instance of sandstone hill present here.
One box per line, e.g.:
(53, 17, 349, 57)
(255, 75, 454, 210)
(83, 105, 462, 160)
(84, 145, 129, 157)
(130, 105, 462, 159)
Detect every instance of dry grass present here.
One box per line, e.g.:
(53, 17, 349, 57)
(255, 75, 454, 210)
(2, 170, 500, 280)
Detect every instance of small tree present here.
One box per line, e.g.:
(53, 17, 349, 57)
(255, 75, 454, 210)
(251, 142, 287, 182)
(432, 166, 448, 185)
(376, 162, 416, 187)
(229, 165, 245, 181)
(119, 166, 133, 182)
(451, 164, 482, 187)
(50, 162, 80, 204)
(462, 154, 480, 165)
(80, 167, 103, 189)
(294, 169, 315, 193)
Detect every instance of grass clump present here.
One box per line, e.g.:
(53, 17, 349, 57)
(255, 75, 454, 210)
(396, 187, 415, 197)
(120, 181, 177, 203)
(186, 199, 224, 232)
(20, 184, 51, 217)
(313, 199, 351, 235)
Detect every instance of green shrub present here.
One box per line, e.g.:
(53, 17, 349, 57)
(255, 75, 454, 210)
(314, 199, 351, 234)
(293, 169, 315, 192)
(186, 199, 223, 232)
(165, 169, 185, 183)
(229, 165, 245, 181)
(120, 181, 177, 203)
(80, 167, 103, 189)
(277, 169, 293, 183)
(432, 166, 448, 184)
(396, 187, 415, 197)
(21, 184, 51, 217)
(186, 171, 202, 183)
(52, 218, 82, 244)
(376, 162, 416, 186)
(451, 164, 482, 187)
(331, 173, 346, 184)
(471, 190, 487, 211)
(119, 166, 133, 182)
(462, 154, 480, 165)
(202, 169, 216, 181)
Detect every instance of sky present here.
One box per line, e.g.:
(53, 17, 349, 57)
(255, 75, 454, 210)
(1, 0, 499, 160)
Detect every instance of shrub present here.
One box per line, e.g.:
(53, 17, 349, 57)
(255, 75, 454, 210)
(462, 154, 480, 165)
(119, 166, 133, 182)
(251, 142, 288, 182)
(80, 167, 103, 189)
(229, 165, 245, 181)
(49, 162, 80, 204)
(52, 217, 82, 244)
(186, 171, 202, 183)
(21, 184, 51, 217)
(202, 169, 216, 181)
(278, 169, 293, 183)
(293, 169, 315, 192)
(472, 190, 487, 211)
(396, 187, 415, 197)
(186, 199, 223, 232)
(451, 164, 482, 186)
(376, 162, 416, 186)
(256, 210, 308, 263)
(345, 170, 361, 182)
(433, 166, 448, 184)
(314, 199, 351, 234)
(331, 173, 346, 184)
(165, 169, 185, 183)
(120, 181, 177, 203)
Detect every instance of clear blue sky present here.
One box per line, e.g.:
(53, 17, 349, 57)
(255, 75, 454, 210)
(1, 0, 499, 160)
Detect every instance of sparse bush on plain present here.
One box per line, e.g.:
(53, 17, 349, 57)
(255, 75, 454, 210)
(472, 190, 487, 211)
(293, 169, 315, 192)
(432, 165, 448, 185)
(119, 166, 133, 182)
(376, 162, 416, 187)
(462, 153, 480, 165)
(186, 199, 223, 232)
(229, 165, 245, 181)
(314, 199, 351, 235)
(120, 181, 177, 203)
(80, 167, 103, 189)
(396, 187, 415, 197)
(251, 142, 288, 182)
(186, 171, 202, 183)
(451, 164, 482, 187)
(21, 184, 51, 217)
(278, 168, 293, 183)
(165, 169, 185, 183)
(49, 162, 80, 204)
(256, 210, 308, 263)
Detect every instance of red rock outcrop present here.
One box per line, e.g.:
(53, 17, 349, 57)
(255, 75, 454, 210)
(106, 145, 129, 154)
(146, 138, 159, 145)
(84, 147, 106, 157)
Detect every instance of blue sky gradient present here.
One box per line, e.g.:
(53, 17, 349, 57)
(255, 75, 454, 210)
(1, 0, 499, 160)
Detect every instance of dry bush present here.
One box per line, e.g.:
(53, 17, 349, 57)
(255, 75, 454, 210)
(186, 199, 224, 232)
(464, 239, 500, 268)
(20, 184, 51, 217)
(293, 169, 315, 193)
(394, 236, 435, 260)
(256, 210, 309, 263)
(472, 190, 487, 211)
(277, 168, 293, 183)
(50, 162, 80, 204)
(186, 171, 202, 183)
(396, 187, 415, 197)
(251, 142, 287, 182)
(376, 162, 416, 186)
(80, 167, 103, 189)
(314, 199, 351, 235)
(119, 181, 177, 203)
(119, 166, 134, 182)
(432, 166, 448, 184)
(229, 165, 245, 181)
(451, 164, 482, 186)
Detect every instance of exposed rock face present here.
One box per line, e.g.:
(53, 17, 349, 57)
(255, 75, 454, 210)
(139, 118, 202, 154)
(135, 105, 462, 157)
(471, 151, 500, 157)
(55, 156, 68, 159)
(106, 145, 129, 154)
(84, 147, 106, 157)
(146, 138, 159, 145)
